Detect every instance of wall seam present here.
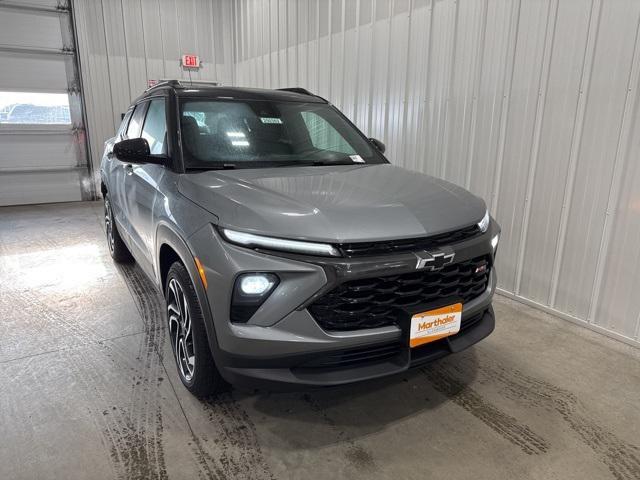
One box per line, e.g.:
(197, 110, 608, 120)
(586, 9, 640, 326)
(365, 0, 377, 134)
(338, 0, 346, 108)
(352, 0, 362, 122)
(549, 0, 602, 307)
(514, 0, 559, 295)
(440, 0, 460, 180)
(119, 0, 132, 96)
(98, 0, 115, 127)
(464, 0, 489, 191)
(138, 0, 149, 84)
(208, 0, 217, 80)
(157, 0, 166, 78)
(398, 0, 414, 167)
(490, 0, 521, 215)
(416, 0, 435, 172)
(173, 0, 182, 79)
(382, 1, 394, 143)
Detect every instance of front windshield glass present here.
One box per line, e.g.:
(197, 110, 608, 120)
(179, 99, 386, 169)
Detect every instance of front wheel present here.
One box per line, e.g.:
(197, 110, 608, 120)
(165, 261, 226, 396)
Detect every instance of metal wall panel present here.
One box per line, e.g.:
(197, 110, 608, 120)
(73, 0, 235, 185)
(554, 0, 640, 320)
(234, 0, 640, 346)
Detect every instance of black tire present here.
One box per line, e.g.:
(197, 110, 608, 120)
(165, 261, 227, 396)
(104, 194, 133, 263)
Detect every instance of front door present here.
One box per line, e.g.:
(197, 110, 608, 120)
(114, 101, 148, 243)
(123, 98, 168, 273)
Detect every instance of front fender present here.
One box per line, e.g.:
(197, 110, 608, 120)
(154, 221, 223, 365)
(155, 222, 197, 289)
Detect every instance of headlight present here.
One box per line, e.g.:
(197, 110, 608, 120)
(478, 210, 490, 233)
(231, 273, 279, 323)
(221, 228, 340, 257)
(491, 233, 500, 252)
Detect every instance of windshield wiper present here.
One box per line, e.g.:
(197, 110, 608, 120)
(187, 163, 237, 171)
(267, 159, 358, 168)
(311, 158, 361, 166)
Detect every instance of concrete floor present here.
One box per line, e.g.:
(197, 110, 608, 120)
(1, 202, 639, 480)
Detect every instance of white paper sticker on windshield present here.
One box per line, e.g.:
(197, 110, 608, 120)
(260, 117, 283, 124)
(350, 155, 365, 163)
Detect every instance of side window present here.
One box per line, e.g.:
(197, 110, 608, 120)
(301, 111, 356, 155)
(116, 110, 133, 140)
(141, 99, 167, 155)
(126, 102, 147, 139)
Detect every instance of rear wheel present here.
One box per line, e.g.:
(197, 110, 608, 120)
(165, 261, 226, 396)
(104, 194, 133, 263)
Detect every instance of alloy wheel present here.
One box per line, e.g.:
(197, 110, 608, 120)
(104, 199, 115, 254)
(167, 278, 195, 382)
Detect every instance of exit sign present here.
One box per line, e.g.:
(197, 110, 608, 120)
(181, 54, 200, 69)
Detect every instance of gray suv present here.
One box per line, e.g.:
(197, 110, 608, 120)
(100, 80, 500, 396)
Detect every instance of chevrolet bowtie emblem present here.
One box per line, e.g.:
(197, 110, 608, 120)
(415, 250, 455, 271)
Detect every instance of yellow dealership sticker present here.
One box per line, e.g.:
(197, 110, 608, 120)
(409, 303, 462, 348)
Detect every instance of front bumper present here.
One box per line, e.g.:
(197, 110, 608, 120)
(187, 221, 499, 389)
(219, 302, 495, 391)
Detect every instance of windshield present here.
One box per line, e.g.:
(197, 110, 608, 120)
(179, 98, 386, 169)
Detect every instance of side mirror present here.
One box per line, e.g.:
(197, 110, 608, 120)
(113, 138, 164, 165)
(369, 137, 386, 154)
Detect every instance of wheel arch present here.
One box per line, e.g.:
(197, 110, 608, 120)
(155, 222, 223, 362)
(155, 223, 197, 293)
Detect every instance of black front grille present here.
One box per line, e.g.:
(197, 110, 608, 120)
(338, 225, 481, 257)
(308, 256, 490, 331)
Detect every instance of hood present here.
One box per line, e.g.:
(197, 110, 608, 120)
(178, 164, 486, 243)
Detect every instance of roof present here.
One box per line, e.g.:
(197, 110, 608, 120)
(137, 80, 326, 104)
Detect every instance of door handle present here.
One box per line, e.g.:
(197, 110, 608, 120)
(124, 164, 134, 175)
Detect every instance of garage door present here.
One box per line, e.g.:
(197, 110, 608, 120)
(0, 1, 93, 206)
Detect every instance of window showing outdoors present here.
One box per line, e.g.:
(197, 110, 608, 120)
(0, 92, 71, 125)
(141, 99, 167, 155)
(301, 111, 356, 155)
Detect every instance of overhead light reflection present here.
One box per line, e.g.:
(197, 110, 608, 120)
(4, 244, 109, 291)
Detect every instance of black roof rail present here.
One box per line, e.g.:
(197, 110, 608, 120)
(277, 87, 314, 96)
(145, 79, 220, 93)
(144, 80, 177, 93)
(277, 87, 329, 103)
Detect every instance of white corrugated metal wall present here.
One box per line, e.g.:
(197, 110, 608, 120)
(73, 0, 235, 182)
(233, 0, 640, 346)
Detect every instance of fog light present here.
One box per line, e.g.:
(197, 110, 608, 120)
(231, 273, 279, 323)
(240, 274, 274, 295)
